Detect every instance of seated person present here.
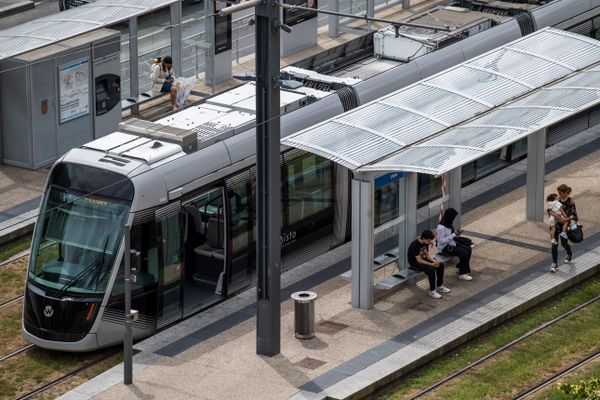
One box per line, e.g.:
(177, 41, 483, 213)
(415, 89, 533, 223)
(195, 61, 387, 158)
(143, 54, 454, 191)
(407, 230, 451, 299)
(436, 208, 473, 281)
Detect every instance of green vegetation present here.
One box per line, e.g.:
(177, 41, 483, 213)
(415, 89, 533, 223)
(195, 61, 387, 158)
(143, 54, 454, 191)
(0, 256, 28, 303)
(0, 347, 121, 400)
(0, 237, 30, 262)
(378, 276, 600, 400)
(536, 364, 600, 400)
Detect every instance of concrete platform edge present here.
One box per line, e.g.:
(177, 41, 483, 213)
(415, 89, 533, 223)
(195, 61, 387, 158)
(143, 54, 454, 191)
(309, 260, 600, 400)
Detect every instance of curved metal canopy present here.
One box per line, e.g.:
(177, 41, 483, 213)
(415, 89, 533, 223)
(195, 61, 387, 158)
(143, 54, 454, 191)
(0, 0, 178, 61)
(281, 28, 600, 175)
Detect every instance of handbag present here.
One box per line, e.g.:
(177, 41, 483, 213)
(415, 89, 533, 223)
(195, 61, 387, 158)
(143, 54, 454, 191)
(455, 236, 473, 247)
(567, 223, 584, 243)
(160, 81, 172, 92)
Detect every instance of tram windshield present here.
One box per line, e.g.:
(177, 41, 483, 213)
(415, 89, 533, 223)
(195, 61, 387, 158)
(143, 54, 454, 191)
(28, 163, 134, 295)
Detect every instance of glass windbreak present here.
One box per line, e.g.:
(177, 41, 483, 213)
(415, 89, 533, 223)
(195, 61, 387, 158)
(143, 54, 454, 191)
(29, 187, 130, 295)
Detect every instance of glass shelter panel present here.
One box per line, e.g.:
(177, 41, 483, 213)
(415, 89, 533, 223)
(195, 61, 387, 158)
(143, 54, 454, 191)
(137, 7, 172, 93)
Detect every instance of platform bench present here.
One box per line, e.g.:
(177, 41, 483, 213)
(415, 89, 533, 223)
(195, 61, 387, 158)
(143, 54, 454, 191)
(121, 90, 169, 112)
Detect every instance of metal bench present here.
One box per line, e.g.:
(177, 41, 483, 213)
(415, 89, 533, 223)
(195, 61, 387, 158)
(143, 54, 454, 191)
(121, 90, 169, 113)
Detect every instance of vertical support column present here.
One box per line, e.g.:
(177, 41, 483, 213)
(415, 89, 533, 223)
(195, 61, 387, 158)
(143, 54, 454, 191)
(328, 0, 339, 38)
(526, 129, 546, 222)
(128, 17, 139, 114)
(402, 0, 410, 9)
(351, 175, 374, 310)
(403, 173, 417, 265)
(256, 0, 281, 356)
(366, 0, 374, 29)
(123, 226, 132, 385)
(447, 168, 462, 228)
(204, 0, 215, 94)
(170, 2, 182, 76)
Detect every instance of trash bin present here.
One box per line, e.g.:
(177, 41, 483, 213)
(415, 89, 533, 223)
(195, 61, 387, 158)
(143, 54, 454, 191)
(291, 291, 317, 339)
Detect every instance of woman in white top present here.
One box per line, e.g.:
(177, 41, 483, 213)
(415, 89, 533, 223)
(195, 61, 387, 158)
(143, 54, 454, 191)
(151, 56, 177, 110)
(436, 208, 473, 280)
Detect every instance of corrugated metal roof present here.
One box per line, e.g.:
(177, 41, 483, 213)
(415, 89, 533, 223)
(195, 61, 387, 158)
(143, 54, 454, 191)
(363, 64, 600, 175)
(0, 0, 177, 61)
(281, 28, 600, 175)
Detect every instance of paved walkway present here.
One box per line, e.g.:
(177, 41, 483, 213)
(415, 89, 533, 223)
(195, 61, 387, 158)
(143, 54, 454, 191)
(58, 125, 600, 400)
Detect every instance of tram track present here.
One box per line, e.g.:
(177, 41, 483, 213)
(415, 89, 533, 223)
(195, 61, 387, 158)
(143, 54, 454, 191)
(0, 294, 23, 310)
(406, 293, 600, 400)
(0, 249, 29, 268)
(514, 349, 600, 399)
(14, 350, 118, 400)
(0, 344, 34, 363)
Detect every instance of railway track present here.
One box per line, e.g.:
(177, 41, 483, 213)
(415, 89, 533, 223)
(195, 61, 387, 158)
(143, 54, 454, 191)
(0, 294, 23, 310)
(514, 349, 600, 399)
(0, 344, 34, 363)
(0, 249, 29, 267)
(407, 293, 600, 399)
(14, 350, 118, 400)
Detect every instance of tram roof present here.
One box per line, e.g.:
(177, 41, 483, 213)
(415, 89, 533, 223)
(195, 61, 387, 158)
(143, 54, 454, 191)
(281, 28, 600, 176)
(0, 0, 178, 61)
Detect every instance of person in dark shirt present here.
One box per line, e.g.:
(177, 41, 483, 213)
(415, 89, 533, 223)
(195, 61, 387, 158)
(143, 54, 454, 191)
(407, 230, 451, 299)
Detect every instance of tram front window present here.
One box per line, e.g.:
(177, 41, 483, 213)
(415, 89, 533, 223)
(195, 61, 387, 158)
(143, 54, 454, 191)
(30, 186, 130, 295)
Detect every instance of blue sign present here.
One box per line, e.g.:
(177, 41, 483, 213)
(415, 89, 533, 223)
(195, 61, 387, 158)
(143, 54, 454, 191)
(375, 171, 406, 189)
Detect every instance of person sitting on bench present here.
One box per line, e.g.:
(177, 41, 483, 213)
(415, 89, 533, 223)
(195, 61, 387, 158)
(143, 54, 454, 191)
(151, 56, 178, 110)
(407, 230, 451, 299)
(436, 208, 473, 281)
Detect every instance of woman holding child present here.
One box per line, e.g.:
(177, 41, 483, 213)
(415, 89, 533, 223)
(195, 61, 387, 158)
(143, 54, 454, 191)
(548, 184, 577, 273)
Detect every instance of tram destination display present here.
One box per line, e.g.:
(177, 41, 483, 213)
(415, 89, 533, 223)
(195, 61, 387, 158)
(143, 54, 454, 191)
(283, 0, 317, 27)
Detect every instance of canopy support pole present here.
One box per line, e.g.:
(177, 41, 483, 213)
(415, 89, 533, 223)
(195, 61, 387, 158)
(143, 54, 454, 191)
(526, 128, 546, 222)
(351, 174, 374, 309)
(447, 168, 462, 228)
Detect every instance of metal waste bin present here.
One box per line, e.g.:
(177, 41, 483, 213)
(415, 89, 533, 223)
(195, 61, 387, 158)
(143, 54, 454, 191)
(291, 291, 317, 339)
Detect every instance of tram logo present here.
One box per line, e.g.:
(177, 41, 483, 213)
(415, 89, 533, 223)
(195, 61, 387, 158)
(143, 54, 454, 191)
(44, 305, 54, 318)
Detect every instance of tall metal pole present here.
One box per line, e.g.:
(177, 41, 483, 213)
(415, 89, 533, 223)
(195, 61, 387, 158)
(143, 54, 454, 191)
(255, 0, 281, 356)
(124, 225, 132, 384)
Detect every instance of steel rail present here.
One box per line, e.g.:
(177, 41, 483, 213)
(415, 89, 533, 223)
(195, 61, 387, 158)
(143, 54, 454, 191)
(407, 294, 600, 399)
(514, 349, 600, 399)
(0, 295, 23, 310)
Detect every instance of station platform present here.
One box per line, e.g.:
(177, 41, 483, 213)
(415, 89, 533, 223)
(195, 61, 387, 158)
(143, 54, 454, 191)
(56, 125, 600, 400)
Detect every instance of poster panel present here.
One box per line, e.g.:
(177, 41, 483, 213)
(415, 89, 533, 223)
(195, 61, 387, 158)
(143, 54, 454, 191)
(59, 59, 90, 123)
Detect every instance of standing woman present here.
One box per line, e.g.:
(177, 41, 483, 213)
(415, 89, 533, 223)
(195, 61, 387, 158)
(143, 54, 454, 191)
(550, 184, 576, 272)
(151, 56, 178, 110)
(436, 208, 473, 281)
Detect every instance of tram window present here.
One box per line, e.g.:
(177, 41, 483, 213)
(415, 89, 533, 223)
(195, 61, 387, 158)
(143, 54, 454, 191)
(130, 222, 159, 289)
(285, 153, 333, 225)
(227, 178, 254, 281)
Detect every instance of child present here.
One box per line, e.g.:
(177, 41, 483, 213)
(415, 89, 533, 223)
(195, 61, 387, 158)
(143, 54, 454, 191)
(546, 193, 569, 245)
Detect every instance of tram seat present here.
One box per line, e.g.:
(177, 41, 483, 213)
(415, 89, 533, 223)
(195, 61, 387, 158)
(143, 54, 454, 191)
(184, 205, 205, 236)
(194, 218, 224, 260)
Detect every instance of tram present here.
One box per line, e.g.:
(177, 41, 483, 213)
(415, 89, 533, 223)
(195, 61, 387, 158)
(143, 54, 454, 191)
(22, 0, 600, 351)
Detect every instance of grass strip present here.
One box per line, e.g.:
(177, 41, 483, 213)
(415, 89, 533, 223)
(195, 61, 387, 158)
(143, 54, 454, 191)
(377, 275, 600, 399)
(0, 256, 27, 304)
(0, 238, 30, 262)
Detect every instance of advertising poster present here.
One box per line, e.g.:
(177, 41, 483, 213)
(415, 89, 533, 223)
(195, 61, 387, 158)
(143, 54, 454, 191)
(59, 59, 90, 123)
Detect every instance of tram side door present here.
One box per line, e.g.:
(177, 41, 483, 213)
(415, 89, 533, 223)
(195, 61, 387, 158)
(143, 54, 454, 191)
(182, 187, 227, 314)
(156, 205, 183, 328)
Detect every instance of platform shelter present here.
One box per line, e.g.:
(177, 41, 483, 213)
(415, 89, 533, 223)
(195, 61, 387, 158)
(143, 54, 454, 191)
(282, 27, 600, 309)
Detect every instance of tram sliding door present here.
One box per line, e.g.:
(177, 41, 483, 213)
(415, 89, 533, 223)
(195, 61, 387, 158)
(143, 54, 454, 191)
(182, 187, 226, 314)
(156, 208, 183, 328)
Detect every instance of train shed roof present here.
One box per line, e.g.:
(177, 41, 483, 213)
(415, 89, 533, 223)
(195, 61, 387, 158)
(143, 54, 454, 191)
(281, 27, 600, 175)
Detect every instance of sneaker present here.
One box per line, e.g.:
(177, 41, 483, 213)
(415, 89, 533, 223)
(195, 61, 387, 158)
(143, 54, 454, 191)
(429, 290, 442, 299)
(560, 232, 568, 240)
(550, 263, 557, 273)
(437, 285, 452, 293)
(550, 238, 558, 245)
(564, 255, 572, 264)
(458, 274, 473, 281)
